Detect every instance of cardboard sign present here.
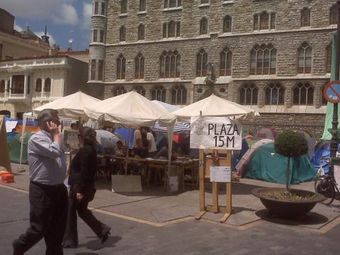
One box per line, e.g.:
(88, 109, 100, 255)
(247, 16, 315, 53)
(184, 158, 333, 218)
(190, 116, 242, 150)
(210, 166, 231, 183)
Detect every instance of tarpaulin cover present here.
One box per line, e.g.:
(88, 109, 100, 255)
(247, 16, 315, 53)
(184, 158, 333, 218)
(245, 143, 316, 184)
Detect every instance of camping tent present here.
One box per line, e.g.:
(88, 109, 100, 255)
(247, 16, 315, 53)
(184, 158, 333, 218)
(240, 142, 315, 184)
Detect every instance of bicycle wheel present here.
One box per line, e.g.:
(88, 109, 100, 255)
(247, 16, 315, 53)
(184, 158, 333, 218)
(314, 177, 335, 205)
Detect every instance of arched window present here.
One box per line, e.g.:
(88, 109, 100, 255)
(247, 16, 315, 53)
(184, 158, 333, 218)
(121, 0, 127, 14)
(151, 85, 166, 102)
(265, 83, 284, 105)
(326, 43, 332, 73)
(301, 7, 310, 27)
(171, 84, 187, 105)
(254, 11, 275, 30)
(250, 44, 276, 75)
(35, 78, 42, 92)
(223, 15, 232, 33)
(293, 82, 314, 105)
(133, 85, 145, 96)
(200, 17, 208, 35)
(112, 86, 126, 96)
(119, 26, 126, 42)
(220, 47, 232, 76)
(196, 49, 208, 77)
(330, 4, 338, 25)
(159, 50, 181, 78)
(44, 78, 51, 92)
(239, 83, 258, 105)
(0, 80, 5, 93)
(138, 24, 145, 40)
(298, 42, 312, 73)
(135, 53, 144, 79)
(116, 54, 126, 79)
(139, 0, 146, 12)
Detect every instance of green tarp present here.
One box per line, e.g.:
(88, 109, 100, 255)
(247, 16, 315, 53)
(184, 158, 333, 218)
(245, 143, 316, 184)
(7, 132, 31, 164)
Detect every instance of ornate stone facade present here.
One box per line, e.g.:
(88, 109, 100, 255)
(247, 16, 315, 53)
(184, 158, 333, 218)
(89, 0, 338, 138)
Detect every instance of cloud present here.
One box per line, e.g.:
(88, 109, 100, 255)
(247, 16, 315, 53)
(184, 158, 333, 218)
(34, 31, 56, 46)
(14, 24, 23, 31)
(81, 3, 92, 30)
(1, 0, 82, 26)
(52, 4, 79, 26)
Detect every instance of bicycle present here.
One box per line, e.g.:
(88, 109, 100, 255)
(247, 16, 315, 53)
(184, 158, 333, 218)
(314, 157, 340, 205)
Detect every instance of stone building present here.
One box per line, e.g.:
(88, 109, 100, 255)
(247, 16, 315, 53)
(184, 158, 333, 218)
(89, 0, 339, 138)
(0, 8, 50, 61)
(0, 55, 89, 118)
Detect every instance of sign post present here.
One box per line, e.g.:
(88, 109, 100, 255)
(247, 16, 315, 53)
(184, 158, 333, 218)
(192, 116, 241, 223)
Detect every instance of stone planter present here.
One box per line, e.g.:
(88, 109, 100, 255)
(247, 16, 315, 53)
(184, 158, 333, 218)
(252, 187, 326, 219)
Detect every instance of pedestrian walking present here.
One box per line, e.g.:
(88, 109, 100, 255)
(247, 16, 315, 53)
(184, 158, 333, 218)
(13, 109, 68, 255)
(62, 127, 111, 248)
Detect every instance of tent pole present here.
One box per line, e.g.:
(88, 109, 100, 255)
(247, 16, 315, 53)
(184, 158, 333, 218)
(19, 114, 28, 172)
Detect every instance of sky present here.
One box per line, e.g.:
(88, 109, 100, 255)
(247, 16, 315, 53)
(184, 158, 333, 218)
(1, 0, 92, 51)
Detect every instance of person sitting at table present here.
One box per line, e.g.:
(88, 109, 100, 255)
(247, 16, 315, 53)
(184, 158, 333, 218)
(146, 127, 157, 158)
(132, 127, 149, 158)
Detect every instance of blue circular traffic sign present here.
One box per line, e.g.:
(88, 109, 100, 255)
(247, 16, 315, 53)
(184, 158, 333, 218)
(324, 80, 340, 103)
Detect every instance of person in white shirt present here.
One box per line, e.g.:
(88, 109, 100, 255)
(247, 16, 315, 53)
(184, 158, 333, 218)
(146, 127, 157, 157)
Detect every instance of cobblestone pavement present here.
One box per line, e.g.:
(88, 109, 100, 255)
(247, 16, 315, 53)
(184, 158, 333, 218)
(1, 175, 340, 254)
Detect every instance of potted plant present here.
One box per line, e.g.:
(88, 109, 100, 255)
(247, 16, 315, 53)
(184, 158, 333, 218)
(252, 130, 325, 219)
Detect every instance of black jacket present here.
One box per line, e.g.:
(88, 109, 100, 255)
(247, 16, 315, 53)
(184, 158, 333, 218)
(68, 144, 97, 193)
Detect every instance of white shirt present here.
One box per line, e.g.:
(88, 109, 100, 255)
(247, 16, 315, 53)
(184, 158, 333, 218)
(147, 132, 157, 153)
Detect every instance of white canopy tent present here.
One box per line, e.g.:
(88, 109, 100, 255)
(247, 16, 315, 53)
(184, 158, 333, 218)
(19, 91, 101, 169)
(33, 91, 101, 119)
(172, 94, 258, 121)
(84, 91, 176, 176)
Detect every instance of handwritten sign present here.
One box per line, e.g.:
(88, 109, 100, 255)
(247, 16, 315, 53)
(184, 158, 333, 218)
(190, 116, 242, 150)
(210, 166, 231, 183)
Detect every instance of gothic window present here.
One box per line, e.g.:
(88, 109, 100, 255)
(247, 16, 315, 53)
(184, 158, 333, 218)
(265, 83, 284, 105)
(250, 44, 277, 75)
(326, 43, 332, 73)
(139, 0, 146, 12)
(94, 2, 99, 14)
(133, 85, 145, 96)
(293, 82, 314, 105)
(116, 54, 126, 79)
(98, 60, 104, 80)
(239, 83, 258, 105)
(164, 0, 182, 8)
(160, 50, 181, 78)
(151, 85, 166, 102)
(119, 26, 126, 41)
(135, 53, 144, 79)
(101, 2, 106, 15)
(99, 30, 104, 42)
(297, 42, 312, 73)
(223, 15, 232, 33)
(93, 29, 98, 42)
(200, 17, 208, 35)
(0, 80, 5, 93)
(254, 11, 275, 30)
(112, 86, 126, 96)
(35, 79, 42, 92)
(138, 24, 145, 40)
(301, 7, 310, 27)
(321, 83, 327, 105)
(162, 21, 180, 38)
(171, 84, 187, 105)
(90, 59, 96, 80)
(196, 49, 208, 77)
(220, 47, 232, 76)
(330, 4, 338, 25)
(121, 0, 127, 14)
(44, 78, 51, 92)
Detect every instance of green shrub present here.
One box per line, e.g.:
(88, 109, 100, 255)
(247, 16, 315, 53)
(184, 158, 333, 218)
(274, 130, 308, 158)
